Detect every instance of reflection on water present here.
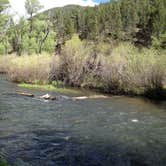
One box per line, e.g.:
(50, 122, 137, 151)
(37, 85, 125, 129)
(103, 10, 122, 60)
(0, 75, 166, 166)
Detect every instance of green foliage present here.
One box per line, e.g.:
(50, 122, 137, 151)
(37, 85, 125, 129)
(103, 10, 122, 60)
(18, 83, 82, 95)
(2, 0, 165, 55)
(152, 0, 166, 37)
(152, 36, 162, 49)
(25, 0, 43, 16)
(152, 31, 166, 49)
(27, 37, 38, 54)
(42, 32, 55, 54)
(0, 0, 9, 12)
(0, 0, 9, 4)
(0, 44, 5, 55)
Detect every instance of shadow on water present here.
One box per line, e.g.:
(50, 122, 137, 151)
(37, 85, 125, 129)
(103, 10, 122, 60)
(144, 88, 166, 101)
(0, 119, 166, 166)
(1, 129, 165, 166)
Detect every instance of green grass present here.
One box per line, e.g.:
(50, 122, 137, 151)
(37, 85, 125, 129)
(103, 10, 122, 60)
(18, 83, 83, 95)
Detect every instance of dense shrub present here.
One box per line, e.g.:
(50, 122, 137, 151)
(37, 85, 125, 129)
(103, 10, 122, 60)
(2, 38, 166, 97)
(52, 41, 166, 95)
(57, 36, 90, 86)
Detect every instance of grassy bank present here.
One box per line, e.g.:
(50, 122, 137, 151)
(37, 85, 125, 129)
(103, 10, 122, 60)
(1, 36, 166, 99)
(18, 83, 83, 95)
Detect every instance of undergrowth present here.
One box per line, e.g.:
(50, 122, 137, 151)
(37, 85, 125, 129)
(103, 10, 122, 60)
(1, 35, 166, 99)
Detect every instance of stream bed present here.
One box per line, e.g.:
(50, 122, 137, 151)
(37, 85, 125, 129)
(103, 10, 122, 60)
(0, 75, 166, 166)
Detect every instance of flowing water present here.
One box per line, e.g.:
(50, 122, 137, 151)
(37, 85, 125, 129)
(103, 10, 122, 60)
(0, 75, 166, 166)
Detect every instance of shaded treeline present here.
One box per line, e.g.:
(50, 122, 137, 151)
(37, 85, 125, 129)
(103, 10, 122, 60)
(51, 0, 166, 49)
(0, 0, 166, 55)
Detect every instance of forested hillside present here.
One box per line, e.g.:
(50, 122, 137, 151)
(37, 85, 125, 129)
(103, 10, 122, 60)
(0, 0, 165, 55)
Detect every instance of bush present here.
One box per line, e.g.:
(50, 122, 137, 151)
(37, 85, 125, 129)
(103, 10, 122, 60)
(57, 36, 89, 86)
(50, 40, 166, 96)
(99, 44, 166, 94)
(2, 37, 166, 98)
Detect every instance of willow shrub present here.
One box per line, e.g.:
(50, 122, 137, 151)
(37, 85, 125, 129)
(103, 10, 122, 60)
(99, 44, 166, 95)
(54, 41, 166, 95)
(54, 35, 91, 87)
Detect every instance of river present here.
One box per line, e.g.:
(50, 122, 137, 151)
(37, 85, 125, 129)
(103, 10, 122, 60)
(0, 74, 166, 166)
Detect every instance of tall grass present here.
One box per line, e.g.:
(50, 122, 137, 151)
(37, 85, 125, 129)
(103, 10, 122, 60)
(7, 54, 52, 83)
(0, 54, 15, 73)
(1, 36, 166, 98)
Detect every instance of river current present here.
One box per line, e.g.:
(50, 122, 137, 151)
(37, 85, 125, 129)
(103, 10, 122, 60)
(0, 75, 166, 166)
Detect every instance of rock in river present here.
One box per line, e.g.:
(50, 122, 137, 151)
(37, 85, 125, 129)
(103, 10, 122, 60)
(40, 94, 57, 100)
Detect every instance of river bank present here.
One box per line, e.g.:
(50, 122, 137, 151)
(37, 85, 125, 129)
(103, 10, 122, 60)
(0, 40, 166, 100)
(18, 82, 166, 100)
(18, 83, 84, 95)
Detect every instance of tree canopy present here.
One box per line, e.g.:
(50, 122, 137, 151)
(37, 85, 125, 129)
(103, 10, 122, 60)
(0, 0, 165, 55)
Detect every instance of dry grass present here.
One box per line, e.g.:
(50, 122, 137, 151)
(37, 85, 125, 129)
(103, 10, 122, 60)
(0, 54, 16, 73)
(7, 54, 52, 83)
(1, 37, 166, 98)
